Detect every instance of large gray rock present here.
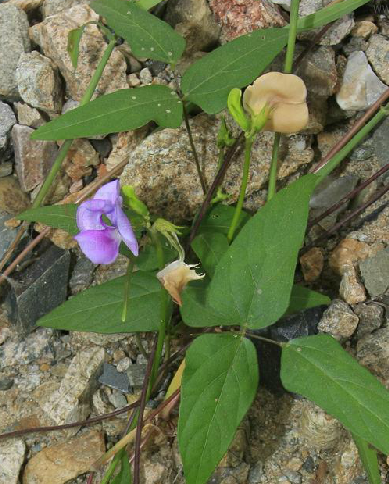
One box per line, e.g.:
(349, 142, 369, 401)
(11, 124, 58, 192)
(0, 438, 25, 484)
(366, 34, 389, 85)
(359, 248, 389, 297)
(0, 101, 16, 162)
(357, 327, 389, 387)
(120, 114, 314, 222)
(336, 51, 387, 111)
(318, 299, 359, 341)
(165, 0, 220, 55)
(16, 51, 62, 114)
(0, 4, 30, 99)
(35, 4, 127, 102)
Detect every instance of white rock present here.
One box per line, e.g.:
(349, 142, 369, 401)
(42, 346, 104, 431)
(336, 51, 387, 111)
(0, 439, 25, 484)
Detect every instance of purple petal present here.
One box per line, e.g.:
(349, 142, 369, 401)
(74, 227, 120, 264)
(115, 204, 139, 256)
(76, 200, 108, 231)
(93, 180, 120, 206)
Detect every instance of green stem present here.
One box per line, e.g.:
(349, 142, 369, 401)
(267, 132, 281, 201)
(315, 107, 389, 182)
(267, 0, 300, 202)
(32, 38, 117, 209)
(284, 0, 301, 74)
(227, 138, 253, 243)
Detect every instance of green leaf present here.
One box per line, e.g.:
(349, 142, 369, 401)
(136, 0, 163, 10)
(285, 285, 330, 316)
(205, 174, 318, 329)
(91, 0, 185, 63)
(192, 232, 229, 278)
(297, 0, 370, 31)
(31, 86, 183, 140)
(111, 449, 132, 484)
(38, 272, 161, 333)
(67, 26, 85, 69)
(179, 333, 258, 484)
(136, 242, 177, 271)
(181, 28, 289, 114)
(18, 204, 78, 235)
(353, 434, 382, 484)
(281, 334, 389, 455)
(197, 204, 250, 236)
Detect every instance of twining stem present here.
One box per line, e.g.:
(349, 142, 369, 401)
(32, 38, 117, 209)
(227, 138, 253, 243)
(267, 0, 301, 201)
(182, 102, 208, 195)
(121, 258, 133, 323)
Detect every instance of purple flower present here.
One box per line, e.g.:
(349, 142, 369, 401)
(74, 180, 139, 264)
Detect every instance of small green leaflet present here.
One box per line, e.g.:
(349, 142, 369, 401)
(91, 0, 185, 63)
(206, 174, 319, 329)
(18, 204, 78, 235)
(197, 204, 250, 236)
(281, 334, 389, 455)
(38, 272, 161, 333)
(181, 0, 370, 114)
(353, 434, 382, 484)
(285, 285, 330, 316)
(179, 333, 258, 484)
(67, 26, 86, 69)
(181, 28, 288, 114)
(31, 86, 183, 140)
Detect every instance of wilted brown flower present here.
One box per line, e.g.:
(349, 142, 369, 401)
(157, 260, 205, 306)
(243, 72, 309, 133)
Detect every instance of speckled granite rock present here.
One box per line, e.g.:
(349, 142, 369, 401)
(120, 114, 314, 222)
(0, 176, 29, 214)
(0, 438, 25, 484)
(209, 0, 286, 43)
(16, 51, 62, 114)
(357, 327, 389, 387)
(34, 4, 127, 101)
(366, 34, 389, 85)
(318, 299, 359, 341)
(0, 3, 30, 98)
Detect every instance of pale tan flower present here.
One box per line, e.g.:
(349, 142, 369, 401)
(243, 72, 309, 133)
(157, 260, 204, 306)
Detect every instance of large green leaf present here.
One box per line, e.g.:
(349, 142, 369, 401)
(281, 334, 389, 455)
(181, 28, 289, 114)
(197, 204, 250, 236)
(285, 285, 330, 316)
(205, 174, 318, 329)
(111, 449, 132, 484)
(181, 0, 369, 114)
(38, 272, 161, 333)
(179, 333, 258, 484)
(91, 0, 185, 63)
(31, 86, 183, 140)
(136, 242, 177, 271)
(18, 204, 78, 235)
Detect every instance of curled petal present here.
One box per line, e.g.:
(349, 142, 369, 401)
(115, 204, 139, 256)
(264, 103, 309, 134)
(76, 199, 110, 231)
(94, 179, 120, 206)
(75, 227, 120, 264)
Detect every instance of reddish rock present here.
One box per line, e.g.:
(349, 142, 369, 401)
(300, 247, 324, 282)
(209, 0, 286, 43)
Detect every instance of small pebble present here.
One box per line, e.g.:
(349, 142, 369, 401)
(139, 67, 152, 85)
(116, 357, 131, 373)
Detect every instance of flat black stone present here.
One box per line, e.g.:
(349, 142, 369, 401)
(6, 244, 70, 335)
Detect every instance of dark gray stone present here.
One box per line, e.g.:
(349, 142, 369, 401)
(90, 138, 112, 159)
(359, 248, 389, 297)
(0, 101, 16, 162)
(69, 256, 95, 295)
(310, 174, 359, 212)
(126, 364, 147, 389)
(6, 244, 70, 335)
(0, 377, 14, 390)
(354, 303, 384, 339)
(99, 363, 130, 393)
(372, 116, 389, 170)
(0, 211, 19, 260)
